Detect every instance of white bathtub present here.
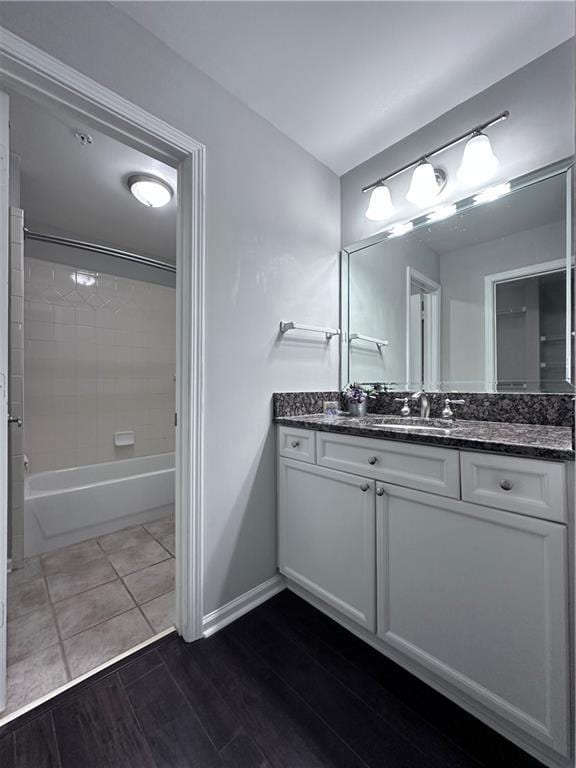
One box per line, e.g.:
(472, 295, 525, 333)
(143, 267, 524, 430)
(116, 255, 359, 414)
(24, 453, 175, 557)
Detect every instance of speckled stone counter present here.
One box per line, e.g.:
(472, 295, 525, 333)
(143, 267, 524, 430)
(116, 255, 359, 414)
(274, 413, 574, 461)
(273, 391, 574, 427)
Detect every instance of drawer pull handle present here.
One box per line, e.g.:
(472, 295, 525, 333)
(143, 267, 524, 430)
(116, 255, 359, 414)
(368, 456, 378, 465)
(500, 479, 514, 491)
(290, 440, 300, 448)
(360, 483, 370, 493)
(376, 487, 385, 497)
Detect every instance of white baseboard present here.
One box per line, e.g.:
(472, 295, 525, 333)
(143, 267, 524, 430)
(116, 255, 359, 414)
(202, 574, 285, 638)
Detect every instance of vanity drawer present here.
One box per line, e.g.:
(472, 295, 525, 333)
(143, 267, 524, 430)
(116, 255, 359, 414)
(316, 432, 460, 498)
(278, 426, 316, 464)
(461, 452, 566, 523)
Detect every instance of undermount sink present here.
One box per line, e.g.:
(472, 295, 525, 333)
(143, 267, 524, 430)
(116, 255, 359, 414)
(361, 415, 453, 434)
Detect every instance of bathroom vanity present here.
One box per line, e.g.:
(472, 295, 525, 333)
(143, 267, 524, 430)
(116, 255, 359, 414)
(275, 412, 574, 766)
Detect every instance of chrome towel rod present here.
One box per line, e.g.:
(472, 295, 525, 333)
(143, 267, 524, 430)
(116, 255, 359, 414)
(23, 228, 176, 274)
(279, 321, 340, 340)
(349, 333, 389, 348)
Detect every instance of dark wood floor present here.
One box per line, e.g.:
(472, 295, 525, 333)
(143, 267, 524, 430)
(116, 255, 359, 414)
(0, 589, 546, 767)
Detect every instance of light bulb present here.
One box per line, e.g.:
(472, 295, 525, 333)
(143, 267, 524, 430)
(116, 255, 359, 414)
(128, 175, 173, 208)
(406, 161, 444, 205)
(365, 185, 394, 221)
(427, 204, 457, 223)
(388, 221, 414, 238)
(473, 182, 511, 205)
(457, 132, 499, 185)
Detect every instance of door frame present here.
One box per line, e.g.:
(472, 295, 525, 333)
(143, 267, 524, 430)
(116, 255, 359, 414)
(0, 28, 206, 644)
(484, 259, 568, 392)
(405, 266, 441, 391)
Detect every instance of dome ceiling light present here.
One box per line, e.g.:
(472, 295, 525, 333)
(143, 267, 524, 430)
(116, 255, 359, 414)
(128, 174, 173, 208)
(362, 110, 509, 220)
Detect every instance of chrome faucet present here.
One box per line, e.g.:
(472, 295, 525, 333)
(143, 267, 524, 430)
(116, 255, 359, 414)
(411, 390, 430, 419)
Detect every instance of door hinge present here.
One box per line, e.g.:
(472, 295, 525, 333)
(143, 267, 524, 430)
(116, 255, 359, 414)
(174, 412, 178, 427)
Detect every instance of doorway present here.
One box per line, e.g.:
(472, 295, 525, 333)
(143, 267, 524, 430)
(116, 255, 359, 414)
(405, 266, 441, 391)
(0, 27, 205, 720)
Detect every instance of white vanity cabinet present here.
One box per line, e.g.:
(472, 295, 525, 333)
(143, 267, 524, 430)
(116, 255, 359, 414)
(278, 458, 376, 630)
(277, 425, 571, 763)
(376, 483, 568, 755)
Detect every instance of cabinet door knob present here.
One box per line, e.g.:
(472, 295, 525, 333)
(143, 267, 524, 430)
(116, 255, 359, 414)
(290, 440, 300, 448)
(500, 479, 514, 491)
(376, 487, 385, 496)
(367, 456, 378, 465)
(360, 483, 370, 493)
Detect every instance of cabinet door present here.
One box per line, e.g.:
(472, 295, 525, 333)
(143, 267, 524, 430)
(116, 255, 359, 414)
(376, 484, 569, 755)
(279, 459, 375, 630)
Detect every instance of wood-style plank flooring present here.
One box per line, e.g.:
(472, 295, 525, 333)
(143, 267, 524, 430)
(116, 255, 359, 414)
(0, 589, 546, 767)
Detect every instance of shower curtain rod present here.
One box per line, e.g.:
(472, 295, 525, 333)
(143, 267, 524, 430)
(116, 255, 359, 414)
(23, 228, 176, 274)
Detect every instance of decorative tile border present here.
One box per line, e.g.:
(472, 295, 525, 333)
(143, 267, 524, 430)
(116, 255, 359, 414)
(273, 391, 574, 428)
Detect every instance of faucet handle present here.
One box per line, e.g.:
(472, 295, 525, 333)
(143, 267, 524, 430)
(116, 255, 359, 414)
(394, 397, 411, 417)
(442, 398, 466, 419)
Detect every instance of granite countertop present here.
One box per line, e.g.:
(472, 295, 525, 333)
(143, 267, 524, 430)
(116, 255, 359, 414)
(274, 413, 574, 461)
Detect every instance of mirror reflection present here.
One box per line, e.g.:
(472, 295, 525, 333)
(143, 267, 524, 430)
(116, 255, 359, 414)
(347, 168, 574, 393)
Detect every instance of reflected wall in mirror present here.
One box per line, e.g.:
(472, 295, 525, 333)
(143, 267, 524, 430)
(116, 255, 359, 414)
(344, 163, 574, 393)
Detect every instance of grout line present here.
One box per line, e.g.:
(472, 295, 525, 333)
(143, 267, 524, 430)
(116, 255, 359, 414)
(136, 603, 156, 635)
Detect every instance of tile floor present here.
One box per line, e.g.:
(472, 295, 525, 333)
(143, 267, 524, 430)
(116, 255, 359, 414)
(5, 515, 175, 716)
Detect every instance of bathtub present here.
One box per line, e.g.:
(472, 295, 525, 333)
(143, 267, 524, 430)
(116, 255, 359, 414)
(24, 453, 175, 557)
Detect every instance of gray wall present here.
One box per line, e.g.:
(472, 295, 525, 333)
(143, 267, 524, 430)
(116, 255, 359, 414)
(440, 220, 565, 390)
(349, 238, 439, 384)
(0, 2, 341, 614)
(341, 40, 575, 246)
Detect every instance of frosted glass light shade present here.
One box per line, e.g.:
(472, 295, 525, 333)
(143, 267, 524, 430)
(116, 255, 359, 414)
(406, 161, 442, 205)
(129, 175, 173, 208)
(457, 133, 499, 185)
(365, 185, 394, 220)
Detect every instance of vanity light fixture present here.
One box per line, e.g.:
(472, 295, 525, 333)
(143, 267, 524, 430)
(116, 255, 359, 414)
(388, 221, 414, 238)
(362, 110, 509, 218)
(365, 183, 394, 221)
(406, 161, 446, 205)
(457, 131, 499, 184)
(427, 204, 457, 223)
(128, 174, 173, 208)
(473, 182, 511, 205)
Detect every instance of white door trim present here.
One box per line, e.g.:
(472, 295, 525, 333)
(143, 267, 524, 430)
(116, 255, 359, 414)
(483, 259, 568, 393)
(0, 27, 206, 643)
(0, 91, 10, 712)
(405, 266, 441, 391)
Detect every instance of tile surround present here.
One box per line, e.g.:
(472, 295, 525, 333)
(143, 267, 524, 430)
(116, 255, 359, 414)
(24, 256, 176, 472)
(5, 515, 175, 715)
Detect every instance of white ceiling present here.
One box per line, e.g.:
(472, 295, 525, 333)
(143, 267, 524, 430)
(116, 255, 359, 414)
(416, 172, 565, 255)
(117, 1, 575, 175)
(9, 91, 177, 262)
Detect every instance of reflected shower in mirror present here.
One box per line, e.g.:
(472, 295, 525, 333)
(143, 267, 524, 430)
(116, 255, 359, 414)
(345, 163, 574, 393)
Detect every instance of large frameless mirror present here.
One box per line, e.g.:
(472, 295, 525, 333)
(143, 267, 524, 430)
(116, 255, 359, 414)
(341, 160, 574, 393)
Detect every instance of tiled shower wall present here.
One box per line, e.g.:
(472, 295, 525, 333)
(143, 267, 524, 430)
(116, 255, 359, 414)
(24, 256, 175, 473)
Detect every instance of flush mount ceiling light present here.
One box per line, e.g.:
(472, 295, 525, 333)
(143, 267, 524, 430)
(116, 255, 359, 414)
(128, 174, 173, 208)
(457, 132, 499, 185)
(362, 110, 509, 219)
(365, 184, 394, 221)
(406, 161, 446, 206)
